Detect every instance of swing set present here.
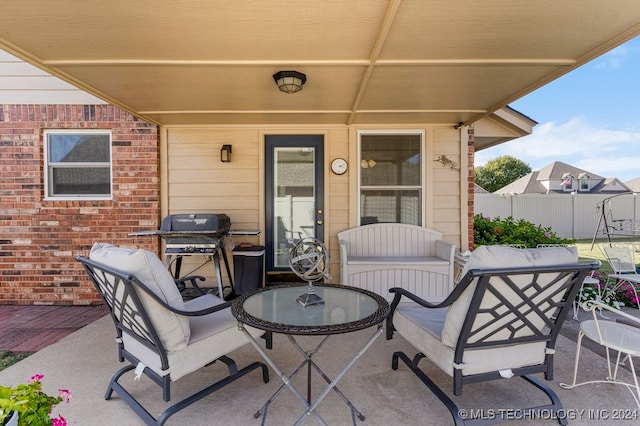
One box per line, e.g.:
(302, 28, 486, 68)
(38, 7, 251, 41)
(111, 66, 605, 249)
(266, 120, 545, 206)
(591, 192, 640, 249)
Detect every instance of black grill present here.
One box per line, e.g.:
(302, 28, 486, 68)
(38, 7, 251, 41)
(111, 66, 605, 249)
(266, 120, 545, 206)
(159, 213, 231, 255)
(130, 213, 260, 300)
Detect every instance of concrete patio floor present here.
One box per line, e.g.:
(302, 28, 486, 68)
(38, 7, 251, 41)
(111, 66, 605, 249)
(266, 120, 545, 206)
(0, 304, 639, 425)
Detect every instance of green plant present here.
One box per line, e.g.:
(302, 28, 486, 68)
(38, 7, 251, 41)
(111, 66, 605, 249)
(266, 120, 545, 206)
(0, 353, 32, 372)
(0, 374, 69, 426)
(575, 270, 629, 311)
(473, 214, 574, 248)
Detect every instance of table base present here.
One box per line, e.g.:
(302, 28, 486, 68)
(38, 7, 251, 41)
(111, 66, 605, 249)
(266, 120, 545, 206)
(239, 325, 383, 425)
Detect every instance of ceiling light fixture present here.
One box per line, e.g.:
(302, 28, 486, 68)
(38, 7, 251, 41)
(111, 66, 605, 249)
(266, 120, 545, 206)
(273, 71, 307, 94)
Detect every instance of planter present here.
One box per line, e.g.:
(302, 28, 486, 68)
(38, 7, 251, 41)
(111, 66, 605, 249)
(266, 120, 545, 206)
(4, 411, 18, 426)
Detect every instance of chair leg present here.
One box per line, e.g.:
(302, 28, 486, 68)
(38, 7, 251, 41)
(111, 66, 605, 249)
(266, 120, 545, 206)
(393, 351, 568, 426)
(559, 330, 585, 389)
(392, 351, 464, 426)
(106, 359, 270, 425)
(560, 334, 640, 410)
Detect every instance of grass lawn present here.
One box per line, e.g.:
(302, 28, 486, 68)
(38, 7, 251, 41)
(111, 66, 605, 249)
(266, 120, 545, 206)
(0, 351, 32, 372)
(575, 237, 640, 273)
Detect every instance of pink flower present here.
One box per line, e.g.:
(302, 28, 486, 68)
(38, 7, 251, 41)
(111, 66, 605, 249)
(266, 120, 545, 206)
(58, 389, 71, 404)
(29, 373, 44, 383)
(52, 415, 67, 426)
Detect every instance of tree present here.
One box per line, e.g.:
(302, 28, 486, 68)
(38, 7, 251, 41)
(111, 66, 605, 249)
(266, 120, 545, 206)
(474, 155, 531, 193)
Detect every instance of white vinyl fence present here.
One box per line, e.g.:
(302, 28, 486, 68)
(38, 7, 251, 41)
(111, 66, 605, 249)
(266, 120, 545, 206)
(474, 193, 640, 240)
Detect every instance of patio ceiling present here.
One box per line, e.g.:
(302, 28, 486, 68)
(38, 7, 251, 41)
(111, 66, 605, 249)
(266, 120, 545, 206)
(1, 0, 640, 134)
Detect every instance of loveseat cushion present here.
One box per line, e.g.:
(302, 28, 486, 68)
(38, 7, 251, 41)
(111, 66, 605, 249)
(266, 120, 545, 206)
(90, 242, 190, 351)
(440, 245, 578, 347)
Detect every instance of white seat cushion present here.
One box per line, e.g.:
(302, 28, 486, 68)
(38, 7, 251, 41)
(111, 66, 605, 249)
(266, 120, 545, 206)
(393, 305, 548, 376)
(441, 245, 578, 346)
(123, 294, 264, 380)
(393, 245, 579, 376)
(90, 242, 190, 352)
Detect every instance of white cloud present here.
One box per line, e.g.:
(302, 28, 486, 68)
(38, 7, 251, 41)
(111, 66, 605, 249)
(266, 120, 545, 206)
(596, 45, 629, 69)
(475, 117, 640, 181)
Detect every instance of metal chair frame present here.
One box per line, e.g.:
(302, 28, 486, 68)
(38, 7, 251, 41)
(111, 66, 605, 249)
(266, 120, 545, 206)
(560, 301, 640, 409)
(76, 255, 269, 425)
(387, 262, 597, 425)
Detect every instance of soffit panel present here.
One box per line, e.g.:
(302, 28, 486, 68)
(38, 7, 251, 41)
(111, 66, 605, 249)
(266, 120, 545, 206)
(53, 64, 366, 112)
(381, 0, 640, 60)
(0, 0, 387, 61)
(0, 0, 639, 128)
(359, 64, 560, 110)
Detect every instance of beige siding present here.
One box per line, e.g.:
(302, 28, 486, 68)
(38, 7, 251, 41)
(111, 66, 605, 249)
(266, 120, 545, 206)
(162, 124, 463, 284)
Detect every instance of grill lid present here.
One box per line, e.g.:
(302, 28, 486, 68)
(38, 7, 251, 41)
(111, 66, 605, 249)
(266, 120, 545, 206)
(160, 213, 231, 246)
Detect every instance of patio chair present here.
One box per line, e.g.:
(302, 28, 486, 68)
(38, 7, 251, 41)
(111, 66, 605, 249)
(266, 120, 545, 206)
(560, 301, 640, 409)
(386, 245, 598, 425)
(76, 242, 269, 425)
(598, 243, 640, 310)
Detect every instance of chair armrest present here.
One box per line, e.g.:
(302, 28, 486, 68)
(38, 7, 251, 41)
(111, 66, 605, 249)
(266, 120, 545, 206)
(174, 275, 207, 295)
(585, 300, 640, 326)
(436, 239, 455, 262)
(386, 272, 480, 340)
(123, 273, 231, 316)
(386, 285, 464, 340)
(338, 239, 348, 266)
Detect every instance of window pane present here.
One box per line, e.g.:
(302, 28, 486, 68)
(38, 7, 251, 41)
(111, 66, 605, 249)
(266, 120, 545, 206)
(52, 168, 111, 195)
(360, 134, 420, 186)
(48, 134, 110, 163)
(360, 190, 421, 225)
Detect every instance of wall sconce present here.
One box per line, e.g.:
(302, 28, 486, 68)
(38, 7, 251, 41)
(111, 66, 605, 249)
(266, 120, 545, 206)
(273, 71, 307, 94)
(360, 159, 376, 169)
(435, 154, 459, 170)
(221, 144, 232, 162)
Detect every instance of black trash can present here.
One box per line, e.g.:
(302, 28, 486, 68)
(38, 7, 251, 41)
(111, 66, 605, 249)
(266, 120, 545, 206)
(233, 245, 265, 295)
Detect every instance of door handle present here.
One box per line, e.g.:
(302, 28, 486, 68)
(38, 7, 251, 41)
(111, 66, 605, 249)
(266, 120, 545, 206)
(317, 220, 323, 225)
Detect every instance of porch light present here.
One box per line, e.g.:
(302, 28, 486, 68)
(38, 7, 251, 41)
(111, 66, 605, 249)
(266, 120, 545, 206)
(273, 71, 306, 94)
(221, 144, 232, 162)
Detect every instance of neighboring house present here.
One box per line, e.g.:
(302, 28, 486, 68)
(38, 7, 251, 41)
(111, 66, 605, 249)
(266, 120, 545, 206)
(1, 3, 639, 305)
(624, 177, 640, 192)
(494, 161, 632, 195)
(474, 183, 489, 194)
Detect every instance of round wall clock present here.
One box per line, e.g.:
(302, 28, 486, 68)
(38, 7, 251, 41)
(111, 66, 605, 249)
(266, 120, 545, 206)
(331, 158, 348, 175)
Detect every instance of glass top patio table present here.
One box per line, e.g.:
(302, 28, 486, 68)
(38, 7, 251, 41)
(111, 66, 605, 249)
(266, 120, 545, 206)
(232, 283, 389, 335)
(231, 283, 390, 425)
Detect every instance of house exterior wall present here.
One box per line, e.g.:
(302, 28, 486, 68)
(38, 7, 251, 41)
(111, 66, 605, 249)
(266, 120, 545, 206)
(162, 125, 465, 283)
(0, 104, 159, 305)
(0, 109, 472, 305)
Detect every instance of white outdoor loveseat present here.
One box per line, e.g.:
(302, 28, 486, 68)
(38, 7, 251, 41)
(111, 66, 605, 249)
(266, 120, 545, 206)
(337, 223, 455, 303)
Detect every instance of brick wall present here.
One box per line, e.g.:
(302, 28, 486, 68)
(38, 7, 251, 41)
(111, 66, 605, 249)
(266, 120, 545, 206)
(0, 105, 160, 305)
(467, 125, 475, 249)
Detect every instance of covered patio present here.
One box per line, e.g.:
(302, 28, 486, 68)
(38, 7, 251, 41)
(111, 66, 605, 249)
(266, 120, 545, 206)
(2, 1, 640, 299)
(0, 305, 639, 425)
(2, 2, 640, 424)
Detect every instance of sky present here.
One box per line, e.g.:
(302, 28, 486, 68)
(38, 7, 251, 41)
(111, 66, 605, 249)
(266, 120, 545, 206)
(475, 36, 640, 183)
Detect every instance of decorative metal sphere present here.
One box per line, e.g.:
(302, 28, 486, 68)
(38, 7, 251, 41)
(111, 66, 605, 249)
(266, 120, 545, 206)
(288, 238, 330, 282)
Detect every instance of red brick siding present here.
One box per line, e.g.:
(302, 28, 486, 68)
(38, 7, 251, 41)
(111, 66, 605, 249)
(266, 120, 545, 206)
(0, 105, 160, 305)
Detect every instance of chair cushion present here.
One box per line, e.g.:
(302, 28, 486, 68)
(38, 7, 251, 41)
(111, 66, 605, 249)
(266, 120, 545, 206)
(123, 294, 264, 380)
(441, 245, 578, 347)
(90, 242, 190, 351)
(393, 305, 548, 376)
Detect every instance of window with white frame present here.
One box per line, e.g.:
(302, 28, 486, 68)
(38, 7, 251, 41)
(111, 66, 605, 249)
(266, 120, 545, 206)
(44, 130, 112, 199)
(358, 131, 423, 226)
(580, 178, 589, 191)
